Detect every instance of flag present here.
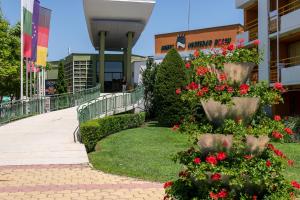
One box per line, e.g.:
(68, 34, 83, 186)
(36, 7, 51, 67)
(22, 0, 34, 58)
(31, 0, 40, 62)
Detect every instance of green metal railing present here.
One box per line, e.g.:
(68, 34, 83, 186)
(77, 87, 144, 124)
(0, 85, 101, 125)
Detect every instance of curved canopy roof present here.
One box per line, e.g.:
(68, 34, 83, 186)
(83, 0, 155, 50)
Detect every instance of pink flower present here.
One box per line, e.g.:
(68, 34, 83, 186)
(239, 84, 250, 95)
(274, 115, 281, 121)
(266, 160, 272, 167)
(185, 62, 191, 69)
(253, 39, 260, 46)
(163, 181, 173, 189)
(227, 87, 234, 93)
(194, 157, 201, 164)
(216, 152, 227, 161)
(211, 173, 221, 181)
(272, 131, 283, 139)
(176, 88, 181, 95)
(215, 85, 226, 92)
(284, 127, 293, 135)
(274, 82, 285, 92)
(206, 155, 218, 165)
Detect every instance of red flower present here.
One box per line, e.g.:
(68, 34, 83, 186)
(209, 192, 219, 200)
(187, 82, 199, 90)
(244, 155, 254, 160)
(227, 44, 235, 51)
(267, 143, 275, 150)
(179, 170, 188, 178)
(194, 157, 201, 164)
(216, 152, 227, 161)
(172, 124, 180, 131)
(206, 155, 218, 165)
(201, 87, 209, 93)
(284, 127, 293, 135)
(274, 115, 281, 121)
(211, 173, 221, 181)
(274, 149, 284, 157)
(253, 39, 260, 46)
(238, 38, 245, 44)
(227, 87, 234, 93)
(176, 88, 181, 95)
(185, 62, 191, 69)
(266, 160, 272, 167)
(196, 67, 209, 76)
(215, 85, 226, 92)
(218, 73, 227, 82)
(239, 84, 250, 95)
(252, 195, 258, 200)
(288, 160, 295, 166)
(291, 181, 300, 189)
(274, 82, 285, 92)
(163, 181, 173, 189)
(197, 90, 204, 97)
(218, 189, 228, 198)
(272, 131, 283, 139)
(194, 50, 200, 57)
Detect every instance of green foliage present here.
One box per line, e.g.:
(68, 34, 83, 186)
(154, 49, 188, 126)
(142, 58, 158, 119)
(55, 62, 67, 94)
(80, 112, 146, 152)
(0, 12, 20, 101)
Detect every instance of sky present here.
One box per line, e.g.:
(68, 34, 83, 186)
(1, 0, 243, 61)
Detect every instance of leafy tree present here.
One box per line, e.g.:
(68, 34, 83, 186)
(142, 58, 159, 119)
(0, 10, 21, 103)
(55, 62, 67, 94)
(154, 49, 188, 126)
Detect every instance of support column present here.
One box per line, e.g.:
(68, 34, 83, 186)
(99, 31, 106, 92)
(258, 0, 270, 84)
(126, 32, 133, 89)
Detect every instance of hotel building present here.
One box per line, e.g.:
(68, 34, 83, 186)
(235, 0, 300, 115)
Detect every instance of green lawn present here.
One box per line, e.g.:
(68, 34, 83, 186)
(89, 123, 300, 183)
(273, 143, 300, 182)
(88, 122, 191, 182)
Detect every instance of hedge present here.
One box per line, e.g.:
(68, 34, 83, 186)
(80, 112, 146, 152)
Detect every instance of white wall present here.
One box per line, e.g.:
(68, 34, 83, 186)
(132, 61, 147, 85)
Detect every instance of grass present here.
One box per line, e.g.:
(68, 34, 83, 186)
(273, 143, 300, 182)
(89, 122, 300, 183)
(88, 122, 191, 183)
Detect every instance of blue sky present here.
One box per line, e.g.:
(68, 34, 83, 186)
(1, 0, 243, 61)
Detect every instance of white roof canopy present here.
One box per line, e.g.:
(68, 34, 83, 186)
(83, 0, 155, 50)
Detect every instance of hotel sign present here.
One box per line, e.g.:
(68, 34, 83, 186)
(161, 37, 232, 52)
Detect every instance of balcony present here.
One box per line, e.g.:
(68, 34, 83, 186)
(235, 0, 257, 9)
(236, 19, 258, 44)
(270, 56, 300, 85)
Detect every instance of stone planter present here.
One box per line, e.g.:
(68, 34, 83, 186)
(209, 62, 255, 83)
(201, 97, 260, 126)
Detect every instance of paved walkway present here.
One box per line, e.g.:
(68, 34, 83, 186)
(0, 107, 88, 166)
(0, 164, 164, 200)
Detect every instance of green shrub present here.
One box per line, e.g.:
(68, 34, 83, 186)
(80, 112, 146, 152)
(154, 49, 187, 126)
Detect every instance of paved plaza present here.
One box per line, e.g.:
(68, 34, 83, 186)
(0, 164, 164, 200)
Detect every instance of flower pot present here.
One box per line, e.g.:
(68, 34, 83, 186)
(197, 134, 233, 153)
(209, 63, 255, 83)
(246, 135, 269, 153)
(201, 97, 260, 126)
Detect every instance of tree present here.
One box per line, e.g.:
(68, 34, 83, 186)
(0, 10, 21, 103)
(142, 58, 158, 119)
(55, 62, 67, 94)
(154, 49, 188, 126)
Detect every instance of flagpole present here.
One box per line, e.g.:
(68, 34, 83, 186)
(30, 62, 32, 97)
(20, 0, 24, 100)
(26, 59, 29, 99)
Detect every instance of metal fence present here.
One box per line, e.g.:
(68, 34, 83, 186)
(0, 85, 101, 125)
(77, 87, 144, 124)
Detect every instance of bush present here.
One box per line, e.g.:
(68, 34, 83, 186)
(154, 49, 187, 126)
(80, 112, 146, 152)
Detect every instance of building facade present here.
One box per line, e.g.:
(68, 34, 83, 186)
(235, 0, 300, 115)
(154, 24, 244, 62)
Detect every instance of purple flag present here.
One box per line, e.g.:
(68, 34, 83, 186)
(31, 0, 40, 62)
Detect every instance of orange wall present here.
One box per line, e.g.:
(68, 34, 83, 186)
(155, 25, 243, 55)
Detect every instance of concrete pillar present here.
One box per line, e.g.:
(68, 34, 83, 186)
(123, 48, 127, 82)
(99, 31, 106, 92)
(258, 0, 270, 84)
(126, 32, 133, 89)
